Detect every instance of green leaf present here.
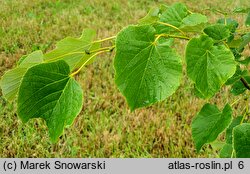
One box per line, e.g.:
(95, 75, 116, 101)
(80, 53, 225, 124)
(159, 4, 169, 12)
(220, 144, 233, 158)
(44, 29, 100, 71)
(192, 103, 232, 152)
(17, 54, 28, 65)
(154, 2, 188, 34)
(153, 3, 208, 34)
(230, 76, 250, 96)
(0, 51, 43, 101)
(138, 4, 170, 25)
(180, 13, 208, 32)
(203, 24, 231, 41)
(239, 33, 250, 50)
(239, 56, 250, 65)
(225, 66, 247, 85)
(217, 18, 239, 42)
(182, 13, 207, 26)
(226, 116, 243, 144)
(231, 48, 243, 60)
(160, 2, 188, 27)
(246, 12, 250, 26)
(193, 85, 206, 99)
(139, 7, 160, 25)
(186, 35, 236, 98)
(17, 60, 83, 142)
(114, 25, 182, 110)
(217, 18, 238, 33)
(228, 39, 243, 48)
(210, 140, 225, 151)
(233, 123, 250, 158)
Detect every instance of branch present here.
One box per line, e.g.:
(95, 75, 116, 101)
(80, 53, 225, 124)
(85, 45, 115, 54)
(240, 77, 250, 90)
(70, 49, 112, 77)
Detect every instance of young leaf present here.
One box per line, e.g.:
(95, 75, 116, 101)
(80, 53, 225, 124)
(155, 2, 188, 34)
(192, 104, 232, 152)
(138, 7, 160, 25)
(160, 2, 188, 27)
(114, 25, 182, 110)
(0, 50, 43, 101)
(180, 13, 208, 32)
(153, 3, 208, 34)
(44, 29, 100, 71)
(220, 144, 233, 158)
(203, 24, 231, 41)
(186, 35, 236, 98)
(233, 123, 250, 158)
(17, 60, 83, 142)
(226, 116, 243, 144)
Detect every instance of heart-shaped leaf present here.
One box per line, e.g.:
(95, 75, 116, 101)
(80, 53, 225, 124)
(186, 35, 236, 98)
(17, 60, 83, 142)
(114, 25, 182, 110)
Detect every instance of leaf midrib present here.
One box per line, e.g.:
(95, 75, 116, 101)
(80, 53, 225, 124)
(19, 76, 69, 113)
(133, 44, 155, 108)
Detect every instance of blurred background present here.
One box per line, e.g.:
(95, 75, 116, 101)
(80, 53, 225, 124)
(0, 0, 249, 157)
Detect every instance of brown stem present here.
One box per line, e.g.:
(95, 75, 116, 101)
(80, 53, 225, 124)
(240, 77, 250, 90)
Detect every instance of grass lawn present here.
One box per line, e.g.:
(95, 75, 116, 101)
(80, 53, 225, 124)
(0, 0, 249, 157)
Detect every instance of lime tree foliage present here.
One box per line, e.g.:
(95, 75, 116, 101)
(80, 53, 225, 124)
(1, 2, 250, 157)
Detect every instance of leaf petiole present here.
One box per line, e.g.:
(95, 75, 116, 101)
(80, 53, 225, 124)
(87, 45, 115, 54)
(188, 10, 193, 14)
(157, 21, 186, 35)
(92, 36, 116, 43)
(70, 49, 112, 77)
(45, 51, 86, 62)
(223, 41, 230, 49)
(47, 46, 115, 62)
(155, 33, 190, 42)
(240, 77, 250, 91)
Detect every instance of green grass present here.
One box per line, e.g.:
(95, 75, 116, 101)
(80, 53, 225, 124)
(0, 0, 249, 157)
